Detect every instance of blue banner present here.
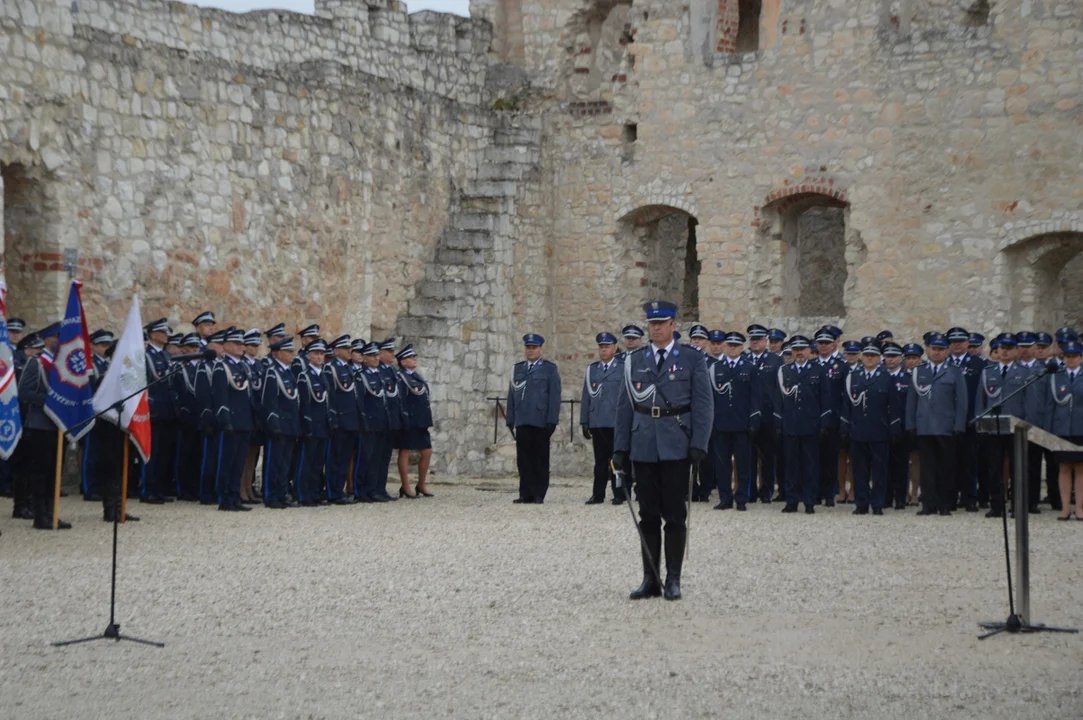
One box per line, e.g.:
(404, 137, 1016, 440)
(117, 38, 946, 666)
(0, 286, 22, 460)
(44, 280, 96, 441)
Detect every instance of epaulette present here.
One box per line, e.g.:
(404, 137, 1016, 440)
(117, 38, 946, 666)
(515, 360, 527, 366)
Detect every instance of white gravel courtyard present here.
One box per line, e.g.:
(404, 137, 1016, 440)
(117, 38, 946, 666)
(1, 479, 1081, 719)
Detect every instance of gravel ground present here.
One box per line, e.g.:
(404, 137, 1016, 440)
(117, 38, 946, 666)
(1, 479, 1082, 720)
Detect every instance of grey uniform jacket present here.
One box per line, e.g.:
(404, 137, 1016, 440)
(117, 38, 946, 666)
(17, 354, 57, 432)
(579, 359, 622, 429)
(905, 363, 968, 436)
(506, 359, 562, 429)
(613, 343, 713, 463)
(974, 362, 1030, 421)
(1016, 360, 1051, 430)
(1044, 369, 1083, 438)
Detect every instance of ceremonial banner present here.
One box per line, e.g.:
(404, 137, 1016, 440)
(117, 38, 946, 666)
(93, 295, 152, 462)
(0, 283, 22, 459)
(44, 279, 95, 441)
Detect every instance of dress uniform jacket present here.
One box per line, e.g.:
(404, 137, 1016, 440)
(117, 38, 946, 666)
(299, 367, 330, 439)
(506, 359, 562, 430)
(747, 352, 782, 425)
(905, 364, 968, 435)
(613, 344, 713, 463)
(145, 344, 177, 421)
(579, 359, 622, 429)
(840, 367, 895, 443)
(1015, 359, 1051, 429)
(18, 353, 54, 431)
(816, 355, 848, 429)
(379, 364, 404, 432)
(358, 367, 389, 433)
(399, 370, 433, 430)
(214, 356, 255, 433)
(261, 361, 301, 437)
(887, 368, 910, 438)
(975, 362, 1030, 420)
(774, 361, 832, 436)
(1045, 368, 1083, 437)
(326, 359, 361, 433)
(947, 353, 984, 421)
(708, 356, 762, 433)
(296, 365, 330, 504)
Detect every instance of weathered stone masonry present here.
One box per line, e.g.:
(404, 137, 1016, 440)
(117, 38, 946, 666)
(2, 0, 1082, 476)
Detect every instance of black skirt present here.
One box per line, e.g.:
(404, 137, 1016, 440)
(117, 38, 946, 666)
(396, 428, 432, 450)
(1054, 435, 1083, 464)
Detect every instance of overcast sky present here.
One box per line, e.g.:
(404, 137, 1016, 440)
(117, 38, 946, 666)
(188, 0, 470, 15)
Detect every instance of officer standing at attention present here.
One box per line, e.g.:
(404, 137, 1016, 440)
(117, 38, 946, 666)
(882, 342, 911, 510)
(142, 318, 177, 505)
(241, 329, 265, 504)
(688, 323, 712, 501)
(747, 325, 782, 503)
(19, 322, 73, 529)
(356, 341, 392, 503)
(581, 332, 624, 505)
(814, 328, 848, 507)
(292, 324, 320, 377)
(1014, 331, 1049, 515)
(768, 328, 787, 356)
(296, 338, 330, 507)
(975, 335, 1026, 519)
(946, 327, 983, 511)
(612, 301, 712, 600)
(175, 333, 209, 502)
(80, 329, 115, 503)
(261, 338, 301, 508)
(325, 335, 360, 505)
(906, 332, 968, 516)
(775, 335, 832, 514)
(618, 325, 645, 361)
(506, 334, 562, 504)
(709, 331, 761, 511)
(840, 341, 895, 515)
(193, 311, 217, 347)
(213, 328, 255, 512)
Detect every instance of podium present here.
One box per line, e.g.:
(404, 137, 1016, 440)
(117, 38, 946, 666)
(974, 414, 1081, 637)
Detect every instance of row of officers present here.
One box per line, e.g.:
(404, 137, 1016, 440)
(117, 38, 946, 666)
(509, 318, 1083, 520)
(510, 301, 1083, 600)
(2, 313, 435, 531)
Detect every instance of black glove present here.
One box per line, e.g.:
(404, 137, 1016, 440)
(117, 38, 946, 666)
(689, 447, 707, 466)
(612, 451, 629, 474)
(546, 423, 557, 438)
(581, 425, 592, 440)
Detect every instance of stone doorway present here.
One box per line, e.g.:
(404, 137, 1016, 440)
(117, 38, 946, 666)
(1003, 231, 1083, 331)
(620, 205, 700, 321)
(1, 163, 50, 323)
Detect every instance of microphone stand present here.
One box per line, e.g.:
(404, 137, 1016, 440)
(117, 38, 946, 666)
(970, 363, 1078, 640)
(52, 363, 187, 649)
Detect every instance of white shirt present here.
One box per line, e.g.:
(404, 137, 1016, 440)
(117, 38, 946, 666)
(650, 339, 676, 367)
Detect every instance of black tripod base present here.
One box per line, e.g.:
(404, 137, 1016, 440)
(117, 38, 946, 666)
(978, 614, 1078, 640)
(52, 623, 165, 648)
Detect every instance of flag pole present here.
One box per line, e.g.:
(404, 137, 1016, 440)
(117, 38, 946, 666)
(121, 436, 130, 524)
(52, 429, 64, 529)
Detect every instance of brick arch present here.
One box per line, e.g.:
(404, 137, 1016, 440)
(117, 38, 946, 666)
(615, 194, 698, 223)
(762, 176, 848, 213)
(997, 215, 1083, 252)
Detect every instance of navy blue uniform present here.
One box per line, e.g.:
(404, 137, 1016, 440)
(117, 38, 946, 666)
(886, 368, 911, 508)
(506, 359, 562, 502)
(948, 352, 984, 507)
(297, 365, 330, 505)
(840, 367, 895, 511)
(325, 359, 360, 501)
(747, 351, 783, 501)
(906, 362, 968, 513)
(580, 358, 622, 501)
(142, 343, 177, 501)
(377, 363, 404, 489)
(356, 366, 389, 501)
(214, 356, 255, 509)
(261, 360, 301, 505)
(775, 361, 832, 508)
(80, 353, 111, 500)
(175, 360, 212, 501)
(815, 354, 848, 504)
(709, 355, 762, 505)
(398, 368, 433, 448)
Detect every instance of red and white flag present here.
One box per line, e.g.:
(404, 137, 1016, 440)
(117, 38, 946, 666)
(92, 295, 152, 461)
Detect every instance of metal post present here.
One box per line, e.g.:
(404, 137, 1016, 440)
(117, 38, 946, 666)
(1012, 422, 1030, 625)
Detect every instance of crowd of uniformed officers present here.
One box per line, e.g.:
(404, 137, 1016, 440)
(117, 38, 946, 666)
(509, 300, 1083, 600)
(1, 312, 435, 531)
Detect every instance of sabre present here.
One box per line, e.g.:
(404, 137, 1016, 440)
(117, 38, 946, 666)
(687, 457, 697, 559)
(612, 460, 662, 589)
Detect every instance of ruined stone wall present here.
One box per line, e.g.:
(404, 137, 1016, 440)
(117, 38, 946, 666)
(0, 0, 495, 338)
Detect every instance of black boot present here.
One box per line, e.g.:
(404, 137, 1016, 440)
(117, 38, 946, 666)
(663, 527, 686, 601)
(629, 531, 662, 600)
(32, 496, 71, 530)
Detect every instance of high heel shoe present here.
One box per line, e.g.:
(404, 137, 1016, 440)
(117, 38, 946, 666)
(399, 487, 419, 499)
(416, 484, 434, 498)
(1057, 513, 1072, 521)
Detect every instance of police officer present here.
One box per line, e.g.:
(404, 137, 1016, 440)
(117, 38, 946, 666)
(688, 324, 712, 501)
(79, 329, 114, 503)
(193, 311, 217, 347)
(506, 333, 562, 505)
(581, 332, 623, 505)
(618, 324, 645, 361)
(1014, 331, 1048, 514)
(356, 341, 392, 503)
(975, 335, 1026, 518)
(18, 322, 73, 529)
(0, 318, 25, 501)
(1046, 341, 1083, 520)
(175, 333, 210, 502)
(375, 339, 404, 502)
(709, 331, 761, 511)
(612, 300, 712, 601)
(747, 324, 782, 503)
(882, 342, 910, 510)
(395, 344, 434, 498)
(840, 341, 895, 515)
(969, 333, 986, 359)
(325, 335, 360, 505)
(212, 328, 255, 512)
(142, 318, 177, 505)
(241, 329, 265, 504)
(292, 324, 320, 377)
(768, 328, 787, 356)
(775, 335, 832, 514)
(946, 327, 983, 511)
(261, 337, 301, 508)
(906, 332, 968, 516)
(198, 330, 226, 505)
(297, 338, 330, 507)
(814, 328, 848, 507)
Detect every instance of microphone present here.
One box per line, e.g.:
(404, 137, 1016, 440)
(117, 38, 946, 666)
(1044, 358, 1061, 375)
(170, 349, 217, 363)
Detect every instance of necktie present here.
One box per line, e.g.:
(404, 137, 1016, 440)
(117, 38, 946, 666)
(1001, 365, 1007, 379)
(1071, 372, 1076, 385)
(657, 349, 666, 372)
